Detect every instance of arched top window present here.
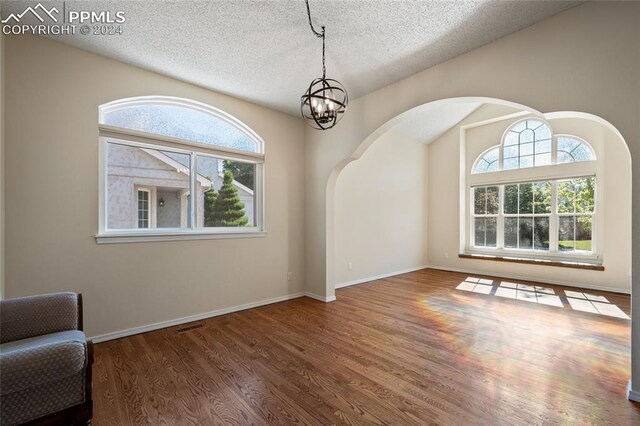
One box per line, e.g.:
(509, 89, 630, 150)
(97, 96, 265, 243)
(557, 136, 595, 164)
(471, 118, 595, 174)
(99, 96, 263, 154)
(472, 147, 499, 174)
(503, 119, 552, 170)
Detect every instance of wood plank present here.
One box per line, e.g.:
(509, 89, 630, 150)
(91, 269, 639, 425)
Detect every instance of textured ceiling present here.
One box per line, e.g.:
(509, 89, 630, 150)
(392, 101, 482, 143)
(2, 0, 580, 115)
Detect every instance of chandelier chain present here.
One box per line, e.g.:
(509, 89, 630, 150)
(305, 0, 326, 79)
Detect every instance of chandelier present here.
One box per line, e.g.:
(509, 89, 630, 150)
(300, 0, 348, 130)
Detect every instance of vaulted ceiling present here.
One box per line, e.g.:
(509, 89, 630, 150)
(2, 0, 580, 115)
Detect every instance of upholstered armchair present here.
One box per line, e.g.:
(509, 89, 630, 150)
(0, 293, 93, 426)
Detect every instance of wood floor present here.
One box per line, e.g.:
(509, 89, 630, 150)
(92, 269, 639, 425)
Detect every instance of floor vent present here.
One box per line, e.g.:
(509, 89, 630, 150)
(175, 323, 204, 333)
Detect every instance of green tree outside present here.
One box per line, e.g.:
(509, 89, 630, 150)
(208, 170, 249, 227)
(223, 160, 254, 190)
(203, 180, 217, 227)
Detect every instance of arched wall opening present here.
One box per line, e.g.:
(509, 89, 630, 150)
(327, 97, 632, 295)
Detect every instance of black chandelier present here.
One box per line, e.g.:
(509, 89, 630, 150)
(300, 0, 348, 130)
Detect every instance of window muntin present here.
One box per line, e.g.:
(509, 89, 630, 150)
(99, 97, 264, 240)
(471, 177, 595, 256)
(557, 136, 594, 164)
(503, 120, 552, 170)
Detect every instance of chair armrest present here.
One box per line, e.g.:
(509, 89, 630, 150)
(0, 330, 88, 396)
(0, 292, 80, 343)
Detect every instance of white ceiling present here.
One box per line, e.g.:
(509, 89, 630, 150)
(391, 101, 482, 144)
(2, 0, 580, 116)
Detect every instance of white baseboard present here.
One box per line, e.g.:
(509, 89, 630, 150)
(304, 292, 337, 303)
(90, 292, 306, 343)
(629, 381, 640, 402)
(427, 264, 631, 294)
(335, 265, 430, 289)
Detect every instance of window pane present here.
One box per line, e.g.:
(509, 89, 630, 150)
(557, 180, 575, 213)
(519, 217, 533, 249)
(535, 139, 551, 154)
(520, 142, 534, 156)
(519, 183, 533, 214)
(520, 155, 533, 168)
(504, 218, 518, 248)
(197, 155, 255, 228)
(474, 218, 486, 246)
(534, 153, 551, 166)
(575, 177, 595, 213)
(107, 143, 191, 230)
(504, 185, 518, 214)
(534, 217, 549, 250)
(559, 217, 575, 251)
(557, 137, 594, 164)
(504, 131, 519, 146)
(103, 104, 259, 153)
(533, 182, 551, 214)
(503, 157, 518, 170)
(474, 187, 486, 215)
(521, 129, 534, 144)
(486, 187, 499, 215)
(486, 218, 497, 247)
(472, 147, 499, 174)
(576, 216, 593, 252)
(504, 145, 518, 159)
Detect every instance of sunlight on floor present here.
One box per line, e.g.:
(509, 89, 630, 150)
(455, 277, 629, 319)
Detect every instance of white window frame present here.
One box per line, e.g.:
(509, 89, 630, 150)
(463, 115, 600, 264)
(96, 97, 266, 244)
(134, 186, 155, 229)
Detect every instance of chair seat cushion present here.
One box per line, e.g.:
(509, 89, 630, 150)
(0, 330, 87, 395)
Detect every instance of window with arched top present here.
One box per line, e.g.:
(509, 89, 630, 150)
(502, 119, 552, 169)
(467, 117, 599, 263)
(471, 119, 595, 175)
(97, 96, 265, 243)
(557, 136, 595, 164)
(472, 147, 499, 174)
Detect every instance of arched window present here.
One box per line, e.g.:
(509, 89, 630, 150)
(502, 119, 552, 169)
(557, 136, 595, 164)
(471, 119, 596, 175)
(472, 147, 499, 174)
(467, 117, 599, 262)
(97, 96, 265, 242)
(100, 97, 263, 153)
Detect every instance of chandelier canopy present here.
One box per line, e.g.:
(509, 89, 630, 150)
(300, 0, 348, 130)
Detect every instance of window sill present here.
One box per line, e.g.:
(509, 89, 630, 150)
(96, 230, 267, 244)
(458, 253, 604, 271)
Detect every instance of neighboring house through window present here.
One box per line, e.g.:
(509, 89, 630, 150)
(97, 96, 265, 242)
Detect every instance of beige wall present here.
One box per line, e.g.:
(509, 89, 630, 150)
(305, 2, 640, 390)
(427, 106, 632, 293)
(4, 35, 306, 338)
(334, 130, 428, 286)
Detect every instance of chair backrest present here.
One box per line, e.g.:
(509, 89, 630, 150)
(0, 292, 79, 343)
